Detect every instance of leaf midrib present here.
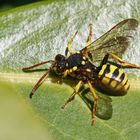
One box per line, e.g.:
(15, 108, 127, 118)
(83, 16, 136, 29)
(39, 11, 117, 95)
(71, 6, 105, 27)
(1, 72, 140, 87)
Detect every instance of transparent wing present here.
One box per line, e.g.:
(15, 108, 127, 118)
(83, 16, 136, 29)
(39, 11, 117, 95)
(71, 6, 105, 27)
(82, 19, 138, 61)
(79, 88, 112, 120)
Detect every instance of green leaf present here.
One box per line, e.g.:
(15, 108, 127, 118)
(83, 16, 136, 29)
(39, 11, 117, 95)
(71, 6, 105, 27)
(0, 80, 52, 140)
(0, 0, 140, 140)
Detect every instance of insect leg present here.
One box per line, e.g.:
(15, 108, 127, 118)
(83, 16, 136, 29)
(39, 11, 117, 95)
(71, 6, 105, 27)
(87, 80, 98, 126)
(86, 24, 92, 48)
(65, 31, 78, 56)
(108, 53, 140, 68)
(22, 60, 54, 72)
(61, 80, 82, 109)
(82, 24, 93, 60)
(29, 71, 49, 98)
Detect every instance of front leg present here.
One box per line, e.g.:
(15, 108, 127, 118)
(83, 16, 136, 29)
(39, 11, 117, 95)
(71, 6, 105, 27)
(29, 71, 49, 98)
(81, 24, 93, 61)
(65, 31, 78, 56)
(86, 24, 92, 48)
(61, 80, 83, 109)
(62, 69, 70, 78)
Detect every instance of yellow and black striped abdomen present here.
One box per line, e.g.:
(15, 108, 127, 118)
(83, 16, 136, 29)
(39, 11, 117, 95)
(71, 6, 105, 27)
(96, 64, 130, 96)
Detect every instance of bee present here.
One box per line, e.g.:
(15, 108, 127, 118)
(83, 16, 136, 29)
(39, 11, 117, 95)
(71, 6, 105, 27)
(23, 18, 140, 126)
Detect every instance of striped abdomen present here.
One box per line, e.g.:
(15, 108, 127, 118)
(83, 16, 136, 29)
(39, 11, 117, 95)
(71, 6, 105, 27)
(96, 64, 130, 96)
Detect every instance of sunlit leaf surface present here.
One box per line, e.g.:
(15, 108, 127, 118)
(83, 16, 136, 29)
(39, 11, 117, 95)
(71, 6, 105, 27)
(0, 0, 140, 140)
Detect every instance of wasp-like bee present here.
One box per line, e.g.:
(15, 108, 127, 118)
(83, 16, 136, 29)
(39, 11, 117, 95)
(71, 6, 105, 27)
(23, 19, 140, 126)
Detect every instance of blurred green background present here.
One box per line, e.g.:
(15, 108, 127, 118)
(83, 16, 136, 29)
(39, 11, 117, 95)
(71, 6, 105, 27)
(0, 81, 52, 140)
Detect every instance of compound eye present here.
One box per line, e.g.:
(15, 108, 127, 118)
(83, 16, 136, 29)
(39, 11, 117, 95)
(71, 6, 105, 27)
(55, 54, 65, 61)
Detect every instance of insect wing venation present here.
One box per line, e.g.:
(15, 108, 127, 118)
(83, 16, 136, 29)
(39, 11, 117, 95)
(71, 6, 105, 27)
(82, 19, 138, 62)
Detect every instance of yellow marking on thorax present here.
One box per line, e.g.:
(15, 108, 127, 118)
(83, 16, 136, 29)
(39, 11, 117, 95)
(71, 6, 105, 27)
(76, 51, 80, 54)
(63, 66, 78, 78)
(81, 61, 86, 65)
(83, 56, 86, 60)
(72, 66, 77, 71)
(86, 69, 91, 72)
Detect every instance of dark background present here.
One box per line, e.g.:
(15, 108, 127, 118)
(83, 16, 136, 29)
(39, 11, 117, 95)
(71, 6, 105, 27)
(0, 0, 40, 6)
(0, 0, 43, 12)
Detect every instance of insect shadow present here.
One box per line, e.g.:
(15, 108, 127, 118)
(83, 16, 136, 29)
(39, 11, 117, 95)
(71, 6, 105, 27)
(79, 87, 113, 120)
(24, 68, 113, 120)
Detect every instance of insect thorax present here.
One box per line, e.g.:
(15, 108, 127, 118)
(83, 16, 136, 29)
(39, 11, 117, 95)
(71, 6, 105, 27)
(65, 52, 98, 80)
(66, 53, 87, 67)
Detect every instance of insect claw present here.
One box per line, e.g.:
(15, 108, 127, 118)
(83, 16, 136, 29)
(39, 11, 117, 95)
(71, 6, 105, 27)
(61, 105, 65, 109)
(91, 119, 95, 126)
(29, 92, 33, 98)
